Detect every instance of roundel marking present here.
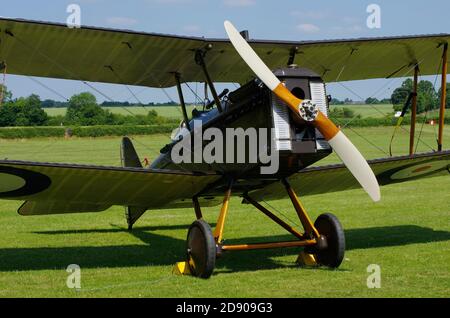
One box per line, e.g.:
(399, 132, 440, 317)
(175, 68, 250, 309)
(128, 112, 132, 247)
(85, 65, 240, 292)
(0, 173, 26, 192)
(0, 166, 51, 198)
(390, 160, 449, 181)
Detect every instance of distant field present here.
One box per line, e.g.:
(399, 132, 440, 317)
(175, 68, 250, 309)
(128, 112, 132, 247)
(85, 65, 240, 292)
(45, 105, 386, 119)
(44, 106, 197, 119)
(44, 104, 448, 122)
(330, 104, 394, 118)
(0, 127, 448, 297)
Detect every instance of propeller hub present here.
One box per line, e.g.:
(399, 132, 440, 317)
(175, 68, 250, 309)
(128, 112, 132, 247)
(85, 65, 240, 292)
(298, 100, 319, 122)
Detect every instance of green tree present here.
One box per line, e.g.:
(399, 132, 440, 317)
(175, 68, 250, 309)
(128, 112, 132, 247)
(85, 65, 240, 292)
(437, 84, 450, 108)
(0, 94, 47, 127)
(329, 98, 344, 105)
(391, 79, 412, 106)
(0, 103, 19, 126)
(13, 94, 48, 126)
(0, 84, 12, 104)
(365, 97, 379, 105)
(391, 79, 439, 113)
(342, 107, 355, 118)
(66, 92, 114, 126)
(23, 94, 48, 126)
(41, 99, 56, 108)
(417, 80, 438, 113)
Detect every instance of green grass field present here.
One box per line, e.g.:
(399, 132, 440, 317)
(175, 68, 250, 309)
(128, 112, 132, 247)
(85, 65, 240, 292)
(0, 126, 449, 297)
(330, 104, 394, 118)
(46, 104, 387, 120)
(44, 106, 197, 119)
(44, 104, 391, 119)
(44, 104, 447, 122)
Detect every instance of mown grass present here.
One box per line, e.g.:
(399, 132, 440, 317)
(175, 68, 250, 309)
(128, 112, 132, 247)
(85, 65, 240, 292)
(44, 106, 197, 120)
(44, 104, 392, 120)
(0, 126, 448, 297)
(330, 104, 394, 118)
(45, 104, 448, 122)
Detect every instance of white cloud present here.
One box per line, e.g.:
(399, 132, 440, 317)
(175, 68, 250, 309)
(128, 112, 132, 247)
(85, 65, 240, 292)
(223, 0, 256, 7)
(105, 17, 138, 27)
(296, 23, 320, 33)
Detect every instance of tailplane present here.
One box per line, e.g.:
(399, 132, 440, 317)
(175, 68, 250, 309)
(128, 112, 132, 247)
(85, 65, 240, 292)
(121, 137, 148, 230)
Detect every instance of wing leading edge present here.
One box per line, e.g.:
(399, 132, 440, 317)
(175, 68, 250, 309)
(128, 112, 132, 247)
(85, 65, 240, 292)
(0, 160, 221, 215)
(0, 17, 448, 87)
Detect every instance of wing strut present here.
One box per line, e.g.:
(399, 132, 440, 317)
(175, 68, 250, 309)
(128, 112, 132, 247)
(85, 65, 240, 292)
(438, 43, 448, 152)
(195, 49, 223, 113)
(409, 65, 419, 156)
(174, 72, 191, 130)
(389, 66, 419, 157)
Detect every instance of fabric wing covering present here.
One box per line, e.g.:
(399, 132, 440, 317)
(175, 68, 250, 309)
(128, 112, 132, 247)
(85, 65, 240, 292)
(250, 151, 450, 200)
(0, 18, 449, 87)
(0, 151, 448, 215)
(0, 160, 221, 215)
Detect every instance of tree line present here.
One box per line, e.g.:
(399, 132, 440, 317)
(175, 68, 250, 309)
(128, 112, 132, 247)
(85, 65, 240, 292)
(1, 78, 449, 128)
(42, 100, 179, 108)
(330, 97, 392, 105)
(0, 86, 175, 127)
(330, 79, 449, 114)
(391, 78, 449, 113)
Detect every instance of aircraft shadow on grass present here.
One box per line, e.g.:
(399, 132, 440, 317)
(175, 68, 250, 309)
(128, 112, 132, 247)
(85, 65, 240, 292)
(0, 225, 449, 273)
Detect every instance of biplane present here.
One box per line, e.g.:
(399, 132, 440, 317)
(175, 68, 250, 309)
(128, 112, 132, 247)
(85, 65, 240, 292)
(0, 18, 449, 278)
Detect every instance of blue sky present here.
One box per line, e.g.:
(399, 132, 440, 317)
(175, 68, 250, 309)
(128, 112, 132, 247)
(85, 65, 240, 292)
(2, 0, 449, 104)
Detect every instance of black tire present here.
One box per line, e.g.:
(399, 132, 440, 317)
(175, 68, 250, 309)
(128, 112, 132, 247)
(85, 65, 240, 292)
(313, 213, 345, 268)
(186, 220, 216, 278)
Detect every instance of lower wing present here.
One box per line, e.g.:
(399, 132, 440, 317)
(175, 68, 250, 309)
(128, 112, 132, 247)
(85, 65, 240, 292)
(0, 160, 221, 215)
(251, 151, 450, 200)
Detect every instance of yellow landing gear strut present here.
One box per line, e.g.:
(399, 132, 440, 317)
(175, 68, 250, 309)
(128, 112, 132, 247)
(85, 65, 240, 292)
(175, 178, 345, 278)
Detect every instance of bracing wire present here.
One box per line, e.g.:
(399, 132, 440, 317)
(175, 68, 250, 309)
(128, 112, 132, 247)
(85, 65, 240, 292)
(262, 199, 300, 228)
(3, 33, 178, 163)
(27, 76, 69, 101)
(334, 50, 438, 153)
(297, 46, 428, 153)
(415, 60, 442, 153)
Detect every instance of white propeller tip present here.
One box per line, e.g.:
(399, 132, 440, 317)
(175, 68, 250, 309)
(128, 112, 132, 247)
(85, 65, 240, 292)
(328, 131, 381, 203)
(370, 190, 381, 203)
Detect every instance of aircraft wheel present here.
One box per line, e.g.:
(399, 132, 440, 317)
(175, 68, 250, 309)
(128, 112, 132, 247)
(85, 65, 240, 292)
(186, 220, 216, 278)
(313, 213, 345, 268)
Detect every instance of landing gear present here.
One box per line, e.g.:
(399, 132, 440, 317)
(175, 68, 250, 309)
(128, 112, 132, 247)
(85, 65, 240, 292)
(183, 178, 346, 278)
(308, 213, 345, 268)
(186, 220, 216, 279)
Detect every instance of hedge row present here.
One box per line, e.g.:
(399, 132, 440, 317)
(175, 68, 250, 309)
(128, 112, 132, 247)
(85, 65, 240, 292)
(0, 124, 175, 139)
(335, 115, 450, 127)
(0, 116, 449, 139)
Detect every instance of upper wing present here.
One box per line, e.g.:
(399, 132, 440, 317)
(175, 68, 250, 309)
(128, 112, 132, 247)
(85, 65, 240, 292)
(0, 160, 221, 215)
(0, 17, 448, 87)
(250, 151, 450, 200)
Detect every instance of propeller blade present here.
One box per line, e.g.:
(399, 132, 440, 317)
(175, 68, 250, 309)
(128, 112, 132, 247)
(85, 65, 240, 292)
(224, 20, 381, 202)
